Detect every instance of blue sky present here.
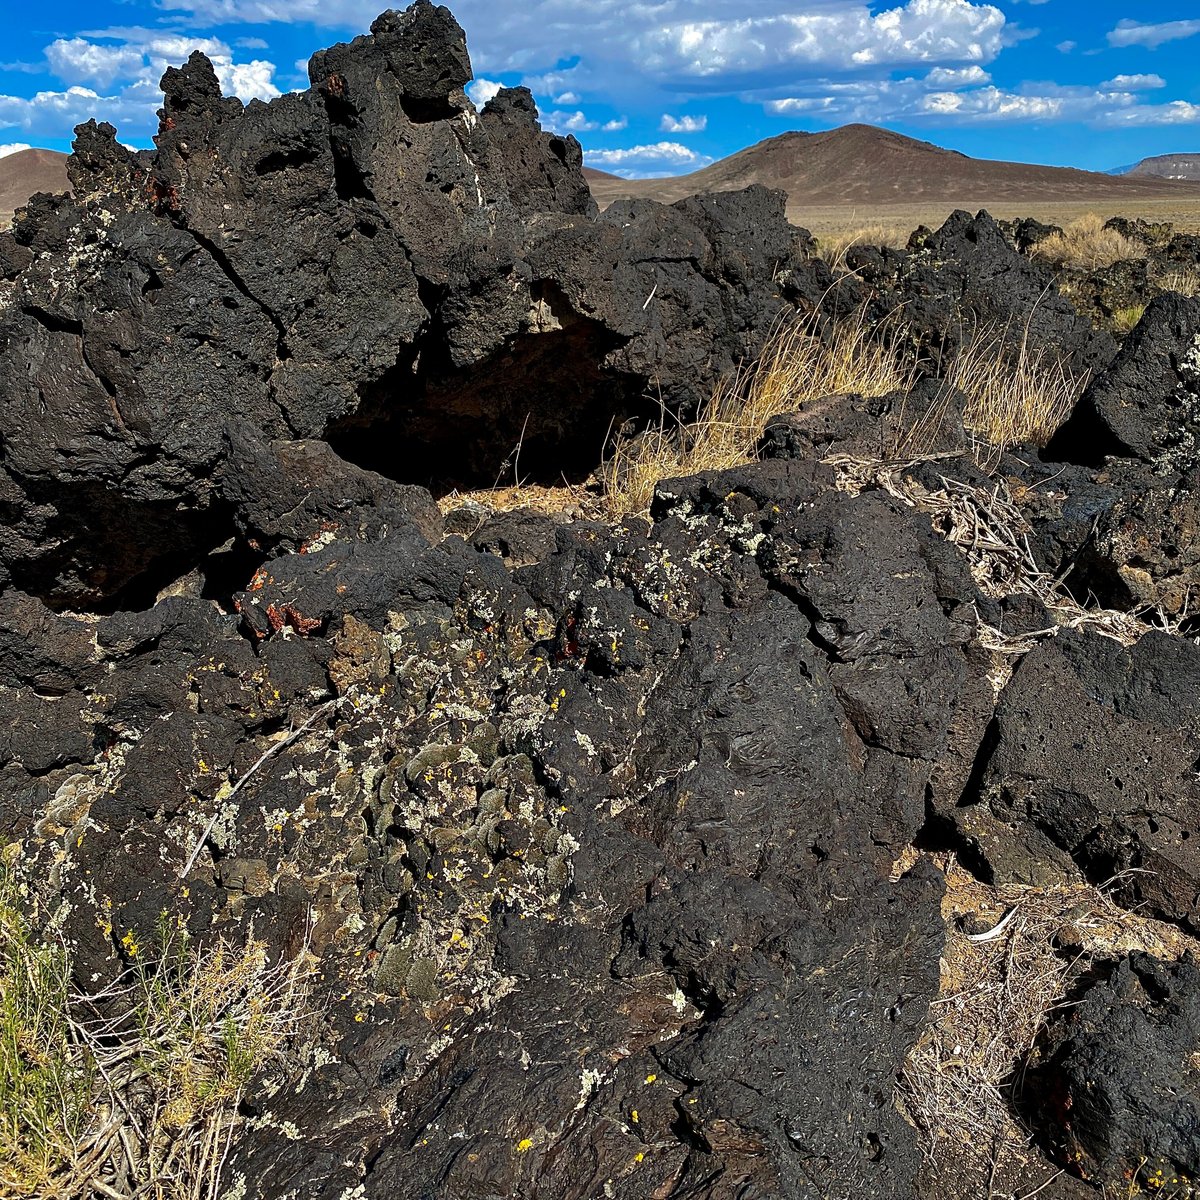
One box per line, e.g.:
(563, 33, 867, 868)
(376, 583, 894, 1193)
(2, 1, 1200, 178)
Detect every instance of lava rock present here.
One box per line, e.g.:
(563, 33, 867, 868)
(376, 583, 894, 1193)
(1035, 952, 1200, 1193)
(1047, 292, 1200, 470)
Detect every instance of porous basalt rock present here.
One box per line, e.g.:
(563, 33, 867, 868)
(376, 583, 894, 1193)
(0, 1, 824, 609)
(1048, 292, 1200, 471)
(860, 209, 1116, 378)
(8, 6, 1200, 1199)
(8, 449, 997, 1200)
(1035, 953, 1200, 1191)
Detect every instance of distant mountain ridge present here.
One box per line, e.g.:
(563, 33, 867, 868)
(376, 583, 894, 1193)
(585, 124, 1200, 209)
(1121, 153, 1200, 181)
(0, 148, 70, 224)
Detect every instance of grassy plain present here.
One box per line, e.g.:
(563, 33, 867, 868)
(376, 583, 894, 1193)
(789, 195, 1200, 243)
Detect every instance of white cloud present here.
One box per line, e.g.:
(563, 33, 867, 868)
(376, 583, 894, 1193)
(602, 117, 628, 131)
(0, 32, 280, 141)
(543, 109, 597, 133)
(634, 0, 1007, 77)
(554, 91, 580, 104)
(584, 141, 710, 173)
(0, 142, 32, 158)
(1103, 100, 1200, 126)
(1056, 40, 1076, 53)
(153, 0, 1008, 81)
(764, 72, 1200, 128)
(919, 86, 1063, 119)
(216, 59, 280, 102)
(924, 65, 990, 86)
(45, 39, 146, 90)
(1102, 74, 1166, 90)
(43, 32, 279, 102)
(660, 113, 708, 133)
(1107, 19, 1200, 49)
(466, 77, 503, 108)
(0, 84, 146, 138)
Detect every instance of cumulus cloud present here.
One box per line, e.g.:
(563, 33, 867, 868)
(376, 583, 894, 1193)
(1107, 19, 1200, 49)
(924, 65, 991, 86)
(0, 84, 148, 138)
(1102, 74, 1166, 90)
(0, 142, 32, 157)
(660, 113, 707, 133)
(584, 141, 711, 177)
(1103, 99, 1200, 125)
(0, 31, 280, 141)
(764, 71, 1200, 128)
(602, 117, 628, 131)
(634, 0, 1006, 77)
(543, 109, 598, 133)
(466, 77, 502, 107)
(44, 33, 278, 101)
(153, 0, 1008, 81)
(45, 38, 147, 90)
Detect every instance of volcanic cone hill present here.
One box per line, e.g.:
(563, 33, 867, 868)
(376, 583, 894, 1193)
(0, 147, 69, 225)
(5, 5, 1200, 1200)
(585, 123, 1200, 209)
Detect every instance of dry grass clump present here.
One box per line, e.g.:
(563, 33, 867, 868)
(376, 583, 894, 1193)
(1112, 304, 1147, 335)
(899, 855, 1199, 1192)
(0, 856, 314, 1200)
(944, 319, 1087, 451)
(602, 308, 913, 516)
(436, 481, 605, 528)
(1155, 265, 1200, 298)
(1031, 213, 1148, 272)
(815, 224, 909, 274)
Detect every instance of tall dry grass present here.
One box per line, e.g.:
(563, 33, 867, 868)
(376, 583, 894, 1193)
(601, 301, 1090, 516)
(1155, 265, 1200, 297)
(1031, 213, 1147, 272)
(602, 308, 914, 516)
(945, 319, 1088, 451)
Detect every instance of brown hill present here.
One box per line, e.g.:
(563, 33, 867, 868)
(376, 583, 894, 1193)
(0, 148, 70, 225)
(1127, 153, 1200, 182)
(586, 124, 1200, 209)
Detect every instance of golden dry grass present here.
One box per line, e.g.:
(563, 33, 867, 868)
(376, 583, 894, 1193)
(815, 223, 909, 274)
(899, 854, 1200, 1194)
(1155, 265, 1200, 297)
(436, 482, 604, 525)
(1031, 212, 1147, 272)
(786, 198, 1200, 243)
(601, 308, 914, 516)
(944, 318, 1088, 451)
(1112, 304, 1147, 335)
(600, 300, 1088, 518)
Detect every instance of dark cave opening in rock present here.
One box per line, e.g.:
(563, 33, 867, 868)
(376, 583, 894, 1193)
(7, 484, 265, 616)
(324, 313, 655, 495)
